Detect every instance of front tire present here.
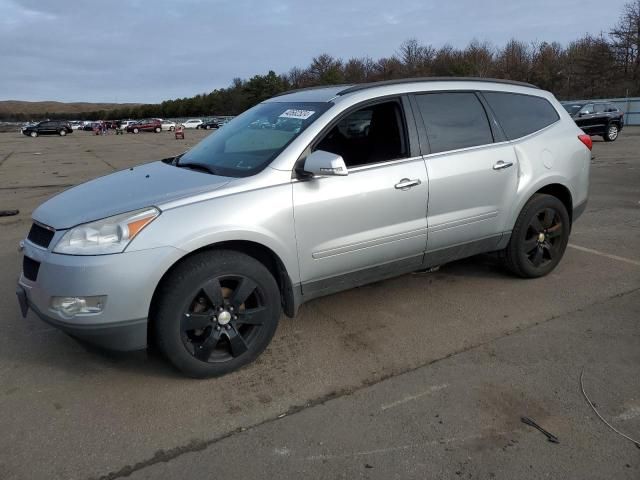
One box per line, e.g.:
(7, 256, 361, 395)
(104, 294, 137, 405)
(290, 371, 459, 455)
(154, 250, 281, 378)
(603, 123, 619, 142)
(59, 129, 66, 136)
(30, 131, 38, 138)
(154, 127, 161, 133)
(133, 127, 139, 134)
(503, 194, 570, 278)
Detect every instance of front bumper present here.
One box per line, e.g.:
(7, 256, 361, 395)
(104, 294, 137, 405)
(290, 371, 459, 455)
(17, 285, 147, 350)
(17, 242, 184, 351)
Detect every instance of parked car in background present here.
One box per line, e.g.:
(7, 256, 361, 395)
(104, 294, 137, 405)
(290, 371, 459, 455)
(182, 119, 203, 129)
(69, 121, 83, 130)
(160, 120, 176, 131)
(82, 122, 100, 131)
(117, 120, 136, 132)
(17, 78, 591, 377)
(562, 101, 624, 141)
(199, 119, 219, 130)
(22, 120, 73, 137)
(126, 119, 162, 133)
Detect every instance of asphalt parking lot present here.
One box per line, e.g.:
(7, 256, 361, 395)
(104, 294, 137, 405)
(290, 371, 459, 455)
(1, 128, 639, 479)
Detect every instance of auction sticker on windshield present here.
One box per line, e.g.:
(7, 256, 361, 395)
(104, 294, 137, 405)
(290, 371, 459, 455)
(279, 109, 315, 120)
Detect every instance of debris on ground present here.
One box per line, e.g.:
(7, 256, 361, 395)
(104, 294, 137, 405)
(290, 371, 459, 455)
(521, 416, 559, 443)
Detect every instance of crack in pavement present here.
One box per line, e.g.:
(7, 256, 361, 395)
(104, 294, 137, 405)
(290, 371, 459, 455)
(0, 151, 14, 168)
(89, 285, 640, 480)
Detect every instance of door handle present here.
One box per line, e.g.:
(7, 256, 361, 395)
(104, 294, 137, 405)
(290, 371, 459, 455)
(394, 178, 421, 190)
(493, 161, 514, 170)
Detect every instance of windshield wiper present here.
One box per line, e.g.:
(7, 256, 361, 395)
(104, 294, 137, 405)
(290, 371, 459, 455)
(175, 162, 220, 176)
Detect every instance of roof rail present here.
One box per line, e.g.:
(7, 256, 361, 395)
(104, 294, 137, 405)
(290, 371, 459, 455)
(337, 77, 539, 95)
(271, 84, 352, 98)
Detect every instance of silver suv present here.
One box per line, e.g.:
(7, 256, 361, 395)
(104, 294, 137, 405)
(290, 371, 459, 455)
(16, 78, 591, 377)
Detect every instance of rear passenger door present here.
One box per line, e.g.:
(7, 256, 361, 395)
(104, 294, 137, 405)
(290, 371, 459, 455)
(411, 91, 519, 252)
(38, 121, 55, 134)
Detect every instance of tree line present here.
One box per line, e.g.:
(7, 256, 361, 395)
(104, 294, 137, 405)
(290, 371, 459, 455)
(6, 1, 640, 122)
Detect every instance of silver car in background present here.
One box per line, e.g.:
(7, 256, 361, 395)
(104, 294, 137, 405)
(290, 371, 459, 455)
(16, 78, 591, 377)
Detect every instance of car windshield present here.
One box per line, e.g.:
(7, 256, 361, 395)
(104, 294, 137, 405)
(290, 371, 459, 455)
(178, 101, 330, 177)
(562, 103, 584, 115)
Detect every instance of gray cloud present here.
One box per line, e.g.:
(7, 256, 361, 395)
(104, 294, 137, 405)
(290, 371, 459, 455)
(0, 0, 628, 102)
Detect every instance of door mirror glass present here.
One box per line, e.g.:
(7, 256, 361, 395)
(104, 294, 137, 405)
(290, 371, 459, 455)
(303, 150, 348, 177)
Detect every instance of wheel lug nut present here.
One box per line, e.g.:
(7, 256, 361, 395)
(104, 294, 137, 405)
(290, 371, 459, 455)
(226, 325, 231, 330)
(229, 306, 234, 311)
(216, 326, 221, 330)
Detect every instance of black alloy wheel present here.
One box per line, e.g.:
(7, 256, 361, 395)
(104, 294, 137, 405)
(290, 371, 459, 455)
(181, 275, 268, 363)
(522, 208, 564, 269)
(154, 250, 280, 378)
(504, 193, 570, 278)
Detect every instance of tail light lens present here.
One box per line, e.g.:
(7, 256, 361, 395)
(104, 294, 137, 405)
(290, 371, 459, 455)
(578, 134, 592, 151)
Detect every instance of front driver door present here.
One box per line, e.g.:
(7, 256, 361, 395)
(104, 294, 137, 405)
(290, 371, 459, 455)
(292, 98, 428, 297)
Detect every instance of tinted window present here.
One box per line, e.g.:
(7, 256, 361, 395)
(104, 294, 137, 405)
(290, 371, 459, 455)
(594, 104, 605, 113)
(563, 103, 584, 115)
(580, 104, 594, 114)
(315, 101, 408, 167)
(484, 92, 560, 140)
(415, 92, 493, 154)
(606, 104, 619, 112)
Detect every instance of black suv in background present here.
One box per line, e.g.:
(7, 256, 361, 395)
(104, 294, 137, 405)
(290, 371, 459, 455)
(562, 101, 624, 141)
(198, 119, 219, 130)
(22, 121, 73, 137)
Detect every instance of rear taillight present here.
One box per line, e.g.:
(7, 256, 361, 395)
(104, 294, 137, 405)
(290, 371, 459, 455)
(578, 134, 592, 151)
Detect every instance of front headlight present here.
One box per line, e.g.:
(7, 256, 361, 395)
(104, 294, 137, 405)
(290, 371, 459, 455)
(53, 207, 160, 255)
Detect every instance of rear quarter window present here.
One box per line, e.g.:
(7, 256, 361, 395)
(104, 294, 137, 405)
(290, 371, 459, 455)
(483, 92, 560, 140)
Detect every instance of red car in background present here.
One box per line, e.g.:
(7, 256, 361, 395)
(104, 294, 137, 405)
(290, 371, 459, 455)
(126, 119, 162, 133)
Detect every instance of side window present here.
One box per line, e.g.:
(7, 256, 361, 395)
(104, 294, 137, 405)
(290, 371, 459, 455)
(606, 104, 619, 112)
(315, 101, 408, 167)
(581, 103, 594, 114)
(414, 92, 493, 154)
(594, 104, 605, 113)
(483, 92, 560, 140)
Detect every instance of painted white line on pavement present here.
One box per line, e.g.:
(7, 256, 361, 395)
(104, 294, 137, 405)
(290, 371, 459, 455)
(568, 244, 640, 267)
(380, 383, 449, 411)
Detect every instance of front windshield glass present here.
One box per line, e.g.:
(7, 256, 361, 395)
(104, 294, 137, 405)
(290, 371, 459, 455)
(178, 101, 330, 177)
(562, 103, 584, 115)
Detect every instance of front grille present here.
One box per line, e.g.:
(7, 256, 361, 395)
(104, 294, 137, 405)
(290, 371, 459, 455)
(23, 256, 40, 282)
(27, 223, 55, 248)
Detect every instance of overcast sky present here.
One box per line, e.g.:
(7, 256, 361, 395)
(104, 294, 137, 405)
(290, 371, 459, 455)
(0, 0, 628, 103)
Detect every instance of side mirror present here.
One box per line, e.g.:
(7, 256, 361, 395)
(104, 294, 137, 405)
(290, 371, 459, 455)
(302, 150, 348, 177)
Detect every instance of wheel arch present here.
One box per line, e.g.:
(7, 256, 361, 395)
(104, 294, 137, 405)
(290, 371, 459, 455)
(509, 178, 575, 232)
(148, 240, 298, 343)
(534, 183, 573, 222)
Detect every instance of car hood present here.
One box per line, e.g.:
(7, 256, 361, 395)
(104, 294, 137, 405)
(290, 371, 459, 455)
(33, 161, 232, 229)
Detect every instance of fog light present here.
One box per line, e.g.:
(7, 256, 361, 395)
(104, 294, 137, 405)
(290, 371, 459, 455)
(50, 296, 106, 317)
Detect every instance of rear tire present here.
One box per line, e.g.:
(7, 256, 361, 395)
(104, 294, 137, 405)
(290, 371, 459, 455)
(503, 194, 570, 278)
(154, 250, 281, 378)
(59, 129, 66, 136)
(133, 127, 139, 134)
(154, 127, 161, 133)
(603, 123, 619, 142)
